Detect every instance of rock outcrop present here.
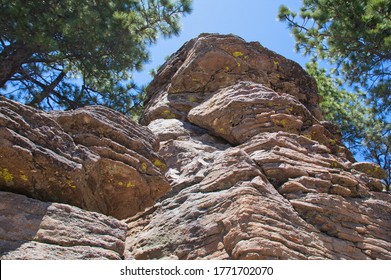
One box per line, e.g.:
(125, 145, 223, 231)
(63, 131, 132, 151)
(0, 98, 170, 219)
(1, 33, 390, 260)
(0, 191, 126, 259)
(128, 34, 391, 260)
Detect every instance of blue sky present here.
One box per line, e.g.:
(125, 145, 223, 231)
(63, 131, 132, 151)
(134, 0, 307, 85)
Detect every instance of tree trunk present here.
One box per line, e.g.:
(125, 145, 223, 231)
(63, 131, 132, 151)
(27, 70, 67, 107)
(0, 42, 34, 88)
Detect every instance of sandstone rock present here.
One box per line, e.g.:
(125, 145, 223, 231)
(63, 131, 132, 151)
(351, 162, 388, 180)
(125, 34, 390, 260)
(290, 193, 391, 259)
(147, 118, 207, 142)
(124, 123, 390, 259)
(188, 82, 314, 145)
(124, 145, 333, 260)
(140, 33, 323, 125)
(0, 97, 170, 219)
(0, 191, 126, 259)
(1, 33, 390, 260)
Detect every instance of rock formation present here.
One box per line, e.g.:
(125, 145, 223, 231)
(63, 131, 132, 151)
(0, 99, 170, 219)
(1, 34, 390, 260)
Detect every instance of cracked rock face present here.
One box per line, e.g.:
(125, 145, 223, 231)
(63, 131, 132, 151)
(0, 98, 170, 219)
(127, 34, 391, 260)
(140, 33, 323, 126)
(0, 33, 390, 260)
(0, 191, 127, 259)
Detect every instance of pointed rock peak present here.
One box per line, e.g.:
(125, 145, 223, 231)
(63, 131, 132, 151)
(141, 33, 323, 126)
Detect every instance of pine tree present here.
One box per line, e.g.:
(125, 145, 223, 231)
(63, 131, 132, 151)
(278, 0, 391, 191)
(0, 0, 192, 113)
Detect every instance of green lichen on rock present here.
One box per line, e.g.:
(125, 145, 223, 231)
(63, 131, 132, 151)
(161, 109, 176, 119)
(153, 159, 167, 172)
(0, 168, 13, 183)
(141, 162, 148, 173)
(118, 181, 135, 188)
(19, 171, 28, 182)
(188, 96, 198, 103)
(66, 179, 77, 189)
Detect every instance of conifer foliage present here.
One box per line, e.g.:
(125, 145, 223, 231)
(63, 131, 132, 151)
(0, 0, 192, 113)
(279, 0, 391, 191)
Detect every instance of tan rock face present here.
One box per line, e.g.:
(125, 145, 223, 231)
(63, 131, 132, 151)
(1, 33, 390, 260)
(126, 34, 391, 260)
(140, 33, 323, 125)
(0, 191, 126, 259)
(0, 98, 170, 219)
(188, 82, 314, 144)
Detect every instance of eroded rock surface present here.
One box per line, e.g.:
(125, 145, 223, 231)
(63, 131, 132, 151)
(0, 191, 126, 259)
(140, 33, 323, 125)
(1, 33, 390, 260)
(126, 34, 391, 260)
(0, 98, 170, 219)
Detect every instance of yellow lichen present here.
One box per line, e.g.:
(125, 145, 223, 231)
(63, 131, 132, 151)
(161, 109, 176, 119)
(244, 55, 249, 60)
(276, 119, 287, 127)
(330, 162, 340, 168)
(233, 51, 244, 57)
(19, 172, 28, 182)
(303, 134, 313, 140)
(1, 168, 13, 183)
(225, 66, 230, 71)
(237, 62, 241, 67)
(188, 96, 198, 103)
(118, 181, 135, 188)
(141, 162, 148, 172)
(66, 179, 77, 189)
(153, 159, 167, 171)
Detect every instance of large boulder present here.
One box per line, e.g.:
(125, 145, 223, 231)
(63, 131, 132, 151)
(0, 98, 170, 219)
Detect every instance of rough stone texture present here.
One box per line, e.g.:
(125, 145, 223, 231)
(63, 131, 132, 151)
(188, 82, 315, 145)
(1, 33, 390, 260)
(0, 98, 170, 219)
(140, 33, 323, 126)
(125, 120, 391, 260)
(0, 191, 126, 259)
(125, 34, 391, 260)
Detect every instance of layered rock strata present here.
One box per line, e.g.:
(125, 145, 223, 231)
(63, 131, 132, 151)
(126, 34, 391, 259)
(0, 98, 170, 219)
(0, 191, 126, 259)
(1, 34, 390, 260)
